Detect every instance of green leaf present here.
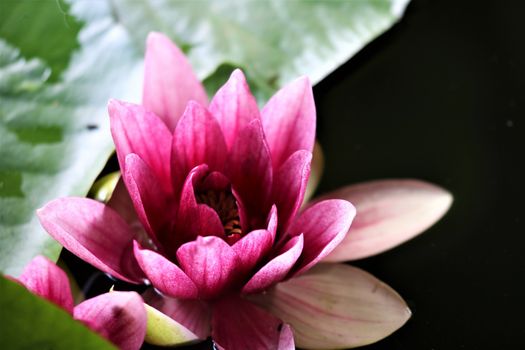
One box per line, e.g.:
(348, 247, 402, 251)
(0, 0, 82, 81)
(0, 275, 116, 349)
(112, 0, 411, 101)
(0, 0, 409, 275)
(0, 2, 143, 276)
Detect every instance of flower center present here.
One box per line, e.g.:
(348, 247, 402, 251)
(196, 189, 243, 241)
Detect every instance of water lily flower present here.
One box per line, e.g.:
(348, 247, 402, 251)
(37, 32, 452, 349)
(14, 256, 146, 350)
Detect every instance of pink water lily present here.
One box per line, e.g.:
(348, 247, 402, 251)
(14, 256, 146, 350)
(37, 32, 452, 349)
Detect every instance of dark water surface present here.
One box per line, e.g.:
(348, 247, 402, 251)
(315, 0, 524, 348)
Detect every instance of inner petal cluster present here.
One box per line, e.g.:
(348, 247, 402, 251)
(195, 185, 243, 244)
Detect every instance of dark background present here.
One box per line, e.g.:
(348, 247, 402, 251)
(314, 0, 524, 348)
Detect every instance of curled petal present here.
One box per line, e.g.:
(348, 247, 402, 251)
(143, 289, 211, 339)
(227, 119, 273, 228)
(171, 101, 228, 196)
(273, 150, 312, 232)
(212, 296, 294, 350)
(252, 263, 411, 349)
(242, 234, 304, 294)
(289, 199, 355, 276)
(37, 198, 144, 283)
(143, 32, 208, 131)
(74, 291, 147, 350)
(133, 242, 198, 299)
(262, 76, 316, 169)
(108, 100, 172, 194)
(177, 236, 241, 299)
(209, 69, 260, 148)
(322, 179, 453, 261)
(124, 154, 172, 246)
(175, 165, 225, 244)
(18, 256, 74, 314)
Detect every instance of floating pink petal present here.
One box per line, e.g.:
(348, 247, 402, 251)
(252, 263, 411, 349)
(321, 179, 453, 261)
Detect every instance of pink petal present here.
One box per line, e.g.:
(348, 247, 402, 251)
(176, 236, 240, 299)
(174, 165, 224, 245)
(212, 296, 294, 350)
(272, 150, 312, 232)
(107, 178, 157, 252)
(232, 229, 274, 275)
(107, 178, 138, 225)
(209, 69, 260, 149)
(124, 154, 172, 247)
(321, 179, 453, 261)
(252, 263, 411, 349)
(74, 291, 146, 350)
(108, 100, 172, 194)
(37, 198, 145, 283)
(266, 204, 278, 238)
(289, 199, 355, 276)
(143, 32, 208, 131)
(143, 289, 211, 339)
(242, 234, 304, 294)
(226, 119, 273, 228)
(171, 101, 227, 196)
(18, 256, 74, 314)
(261, 76, 316, 169)
(133, 241, 198, 299)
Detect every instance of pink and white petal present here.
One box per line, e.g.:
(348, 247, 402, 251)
(321, 179, 453, 261)
(176, 236, 241, 299)
(37, 198, 145, 283)
(226, 119, 273, 228)
(18, 256, 74, 314)
(124, 154, 172, 246)
(209, 69, 260, 148)
(143, 32, 208, 131)
(289, 199, 355, 276)
(232, 229, 274, 275)
(171, 101, 228, 195)
(108, 100, 172, 193)
(277, 324, 295, 350)
(143, 289, 211, 339)
(74, 291, 146, 350)
(133, 242, 198, 299)
(175, 165, 224, 244)
(261, 76, 316, 169)
(273, 150, 312, 232)
(266, 204, 278, 239)
(242, 234, 304, 294)
(251, 263, 411, 349)
(212, 296, 294, 350)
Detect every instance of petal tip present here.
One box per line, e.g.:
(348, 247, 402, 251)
(146, 31, 169, 47)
